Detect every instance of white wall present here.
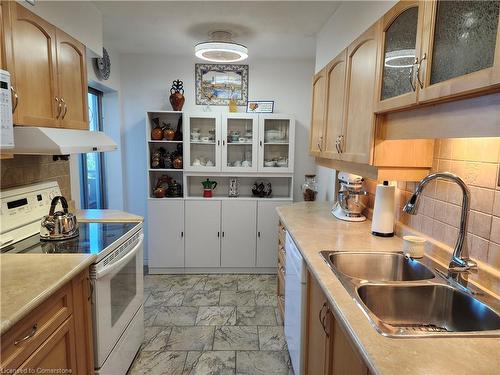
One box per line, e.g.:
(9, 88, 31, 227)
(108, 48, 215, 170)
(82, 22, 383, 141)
(314, 0, 396, 201)
(17, 0, 103, 56)
(119, 53, 316, 258)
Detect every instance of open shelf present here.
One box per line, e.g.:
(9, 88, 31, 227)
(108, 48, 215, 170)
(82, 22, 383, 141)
(148, 168, 183, 172)
(148, 140, 183, 143)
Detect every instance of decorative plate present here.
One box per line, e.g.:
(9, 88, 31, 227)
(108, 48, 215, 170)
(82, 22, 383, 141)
(94, 48, 111, 80)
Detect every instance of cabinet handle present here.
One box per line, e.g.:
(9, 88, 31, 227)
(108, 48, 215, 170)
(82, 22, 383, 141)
(60, 98, 68, 119)
(217, 232, 220, 237)
(317, 136, 323, 152)
(14, 324, 38, 345)
(181, 231, 184, 238)
(259, 140, 263, 147)
(217, 140, 220, 146)
(318, 302, 330, 337)
(55, 97, 62, 119)
(339, 135, 344, 153)
(258, 231, 261, 238)
(222, 139, 226, 146)
(335, 136, 340, 153)
(409, 58, 417, 92)
(88, 277, 93, 301)
(10, 86, 19, 113)
(222, 231, 225, 237)
(416, 53, 427, 90)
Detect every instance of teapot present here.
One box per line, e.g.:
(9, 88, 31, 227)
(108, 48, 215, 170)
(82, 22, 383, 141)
(40, 196, 79, 240)
(202, 179, 218, 198)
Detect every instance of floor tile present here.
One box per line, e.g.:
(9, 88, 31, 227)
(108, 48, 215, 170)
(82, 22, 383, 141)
(236, 351, 290, 375)
(183, 351, 235, 375)
(238, 274, 277, 291)
(128, 350, 186, 375)
(166, 275, 207, 291)
(237, 306, 277, 326)
(204, 274, 239, 290)
(144, 307, 158, 327)
(196, 306, 237, 326)
(275, 307, 284, 326)
(142, 327, 171, 351)
(255, 290, 278, 306)
(166, 326, 214, 351)
(213, 326, 259, 350)
(145, 290, 185, 307)
(220, 290, 256, 306)
(259, 326, 287, 351)
(182, 290, 220, 306)
(154, 306, 198, 326)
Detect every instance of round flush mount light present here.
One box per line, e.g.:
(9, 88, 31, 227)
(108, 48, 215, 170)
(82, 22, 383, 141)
(195, 31, 248, 63)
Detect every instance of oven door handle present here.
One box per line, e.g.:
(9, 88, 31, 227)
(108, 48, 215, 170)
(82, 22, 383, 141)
(96, 234, 144, 279)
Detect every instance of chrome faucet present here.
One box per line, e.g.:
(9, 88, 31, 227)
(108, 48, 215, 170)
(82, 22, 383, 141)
(403, 172, 477, 273)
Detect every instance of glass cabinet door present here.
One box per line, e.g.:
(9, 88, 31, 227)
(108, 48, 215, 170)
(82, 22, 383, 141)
(222, 114, 258, 172)
(376, 1, 422, 112)
(258, 115, 295, 173)
(185, 115, 220, 171)
(430, 1, 500, 85)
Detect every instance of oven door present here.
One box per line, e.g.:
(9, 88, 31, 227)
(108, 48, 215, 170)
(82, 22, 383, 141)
(92, 233, 144, 368)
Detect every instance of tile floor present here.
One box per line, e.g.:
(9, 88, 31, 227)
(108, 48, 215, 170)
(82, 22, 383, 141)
(128, 274, 293, 375)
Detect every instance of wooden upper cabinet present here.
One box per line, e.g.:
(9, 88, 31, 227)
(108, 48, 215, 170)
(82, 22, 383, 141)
(375, 0, 424, 113)
(309, 68, 327, 156)
(56, 29, 88, 130)
(342, 22, 380, 165)
(5, 2, 60, 127)
(418, 0, 500, 103)
(322, 50, 347, 160)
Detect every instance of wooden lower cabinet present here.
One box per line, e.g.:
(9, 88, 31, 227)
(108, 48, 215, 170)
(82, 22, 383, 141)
(305, 269, 370, 375)
(0, 269, 94, 374)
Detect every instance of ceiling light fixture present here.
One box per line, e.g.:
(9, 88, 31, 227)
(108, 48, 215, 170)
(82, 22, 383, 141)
(195, 31, 248, 63)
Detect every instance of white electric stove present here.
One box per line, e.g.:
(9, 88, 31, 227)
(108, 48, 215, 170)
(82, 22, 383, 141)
(0, 182, 144, 375)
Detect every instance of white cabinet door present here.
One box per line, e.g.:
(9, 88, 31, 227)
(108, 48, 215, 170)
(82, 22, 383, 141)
(148, 200, 184, 268)
(184, 113, 221, 172)
(221, 200, 257, 267)
(222, 113, 259, 172)
(258, 114, 295, 173)
(185, 200, 221, 267)
(256, 200, 284, 267)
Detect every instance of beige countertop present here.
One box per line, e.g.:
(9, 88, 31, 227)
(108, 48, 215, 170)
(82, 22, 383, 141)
(277, 202, 500, 375)
(76, 209, 143, 222)
(0, 254, 96, 335)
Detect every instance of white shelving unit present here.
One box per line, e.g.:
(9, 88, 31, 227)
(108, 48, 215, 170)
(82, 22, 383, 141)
(147, 110, 295, 274)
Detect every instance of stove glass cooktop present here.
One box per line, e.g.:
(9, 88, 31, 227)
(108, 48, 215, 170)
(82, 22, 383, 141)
(2, 222, 140, 254)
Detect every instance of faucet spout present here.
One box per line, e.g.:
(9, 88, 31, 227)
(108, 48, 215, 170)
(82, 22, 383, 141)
(403, 172, 477, 272)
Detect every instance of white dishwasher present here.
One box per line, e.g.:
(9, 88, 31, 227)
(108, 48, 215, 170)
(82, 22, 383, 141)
(284, 232, 307, 375)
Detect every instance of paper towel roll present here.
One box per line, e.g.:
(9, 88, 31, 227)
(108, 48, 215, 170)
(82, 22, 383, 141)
(371, 182, 395, 237)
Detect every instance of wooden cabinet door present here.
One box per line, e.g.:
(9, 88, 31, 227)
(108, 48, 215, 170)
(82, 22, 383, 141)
(17, 317, 77, 374)
(305, 271, 329, 375)
(341, 22, 380, 165)
(375, 0, 424, 113)
(418, 0, 500, 103)
(221, 200, 257, 267)
(322, 50, 347, 160)
(56, 29, 88, 129)
(185, 200, 221, 267)
(309, 68, 327, 156)
(256, 200, 282, 268)
(5, 3, 59, 127)
(329, 317, 368, 375)
(148, 200, 185, 268)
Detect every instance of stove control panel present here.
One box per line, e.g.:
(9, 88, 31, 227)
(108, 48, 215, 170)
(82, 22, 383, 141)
(0, 182, 61, 246)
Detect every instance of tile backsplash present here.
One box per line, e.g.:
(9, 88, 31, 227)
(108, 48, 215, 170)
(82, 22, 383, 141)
(365, 138, 500, 272)
(1, 155, 72, 199)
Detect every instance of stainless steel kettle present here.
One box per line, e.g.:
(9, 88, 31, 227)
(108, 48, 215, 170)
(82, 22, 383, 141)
(40, 196, 79, 241)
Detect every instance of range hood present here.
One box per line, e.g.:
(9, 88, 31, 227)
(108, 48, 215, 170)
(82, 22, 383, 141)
(11, 127, 117, 155)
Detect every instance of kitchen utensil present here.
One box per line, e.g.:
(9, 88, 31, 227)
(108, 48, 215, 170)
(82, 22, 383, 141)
(252, 180, 272, 198)
(332, 172, 368, 222)
(202, 179, 218, 198)
(172, 155, 183, 169)
(403, 235, 426, 258)
(371, 181, 395, 237)
(228, 178, 240, 197)
(167, 180, 182, 198)
(153, 175, 172, 198)
(230, 131, 240, 142)
(40, 196, 79, 240)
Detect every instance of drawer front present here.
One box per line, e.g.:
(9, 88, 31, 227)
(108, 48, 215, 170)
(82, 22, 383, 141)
(1, 283, 73, 371)
(277, 266, 285, 297)
(278, 223, 286, 246)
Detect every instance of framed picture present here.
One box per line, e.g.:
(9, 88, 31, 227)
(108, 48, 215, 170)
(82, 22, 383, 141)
(246, 101, 274, 113)
(195, 63, 249, 106)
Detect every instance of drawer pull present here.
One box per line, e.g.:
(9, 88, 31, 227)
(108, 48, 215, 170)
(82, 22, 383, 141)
(14, 324, 38, 345)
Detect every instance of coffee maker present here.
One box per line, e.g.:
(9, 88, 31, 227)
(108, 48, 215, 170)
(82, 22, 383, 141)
(332, 172, 369, 222)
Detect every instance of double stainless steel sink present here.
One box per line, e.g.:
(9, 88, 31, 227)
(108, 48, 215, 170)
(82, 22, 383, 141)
(321, 251, 500, 338)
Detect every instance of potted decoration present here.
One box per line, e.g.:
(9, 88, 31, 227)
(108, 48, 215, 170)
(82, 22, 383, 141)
(169, 79, 185, 111)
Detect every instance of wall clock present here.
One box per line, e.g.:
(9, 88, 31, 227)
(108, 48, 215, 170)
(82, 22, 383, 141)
(94, 48, 111, 80)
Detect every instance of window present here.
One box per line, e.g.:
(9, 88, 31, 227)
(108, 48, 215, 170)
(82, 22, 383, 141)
(80, 88, 107, 209)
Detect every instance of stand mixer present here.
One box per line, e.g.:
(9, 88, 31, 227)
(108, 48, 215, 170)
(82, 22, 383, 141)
(332, 172, 369, 222)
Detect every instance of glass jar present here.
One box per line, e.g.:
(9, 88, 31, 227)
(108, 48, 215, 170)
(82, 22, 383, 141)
(302, 174, 318, 201)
